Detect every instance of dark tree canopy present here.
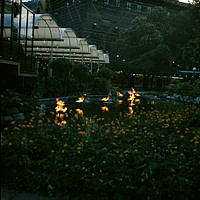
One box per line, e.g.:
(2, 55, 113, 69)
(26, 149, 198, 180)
(118, 2, 200, 75)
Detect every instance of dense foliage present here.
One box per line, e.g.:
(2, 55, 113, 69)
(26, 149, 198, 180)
(33, 60, 115, 97)
(1, 100, 200, 199)
(168, 79, 200, 98)
(118, 2, 200, 75)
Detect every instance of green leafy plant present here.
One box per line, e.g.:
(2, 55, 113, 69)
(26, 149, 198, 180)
(1, 99, 200, 199)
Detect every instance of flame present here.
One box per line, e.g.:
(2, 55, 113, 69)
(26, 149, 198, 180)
(128, 88, 135, 106)
(57, 120, 67, 126)
(55, 98, 67, 113)
(128, 107, 134, 114)
(128, 88, 136, 95)
(55, 99, 67, 126)
(101, 106, 109, 112)
(117, 100, 123, 104)
(117, 92, 124, 97)
(128, 88, 140, 106)
(101, 96, 110, 101)
(135, 99, 140, 103)
(129, 102, 135, 106)
(76, 109, 84, 116)
(76, 96, 85, 103)
(56, 113, 65, 119)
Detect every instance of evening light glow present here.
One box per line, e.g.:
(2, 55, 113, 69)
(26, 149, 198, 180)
(179, 0, 191, 3)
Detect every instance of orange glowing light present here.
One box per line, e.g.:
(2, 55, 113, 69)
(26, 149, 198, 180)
(129, 107, 134, 114)
(128, 88, 136, 95)
(128, 88, 140, 106)
(129, 102, 135, 107)
(76, 109, 84, 116)
(55, 99, 68, 126)
(117, 100, 123, 104)
(128, 88, 135, 106)
(57, 120, 67, 126)
(135, 99, 140, 103)
(117, 92, 124, 97)
(55, 98, 67, 113)
(101, 96, 110, 101)
(76, 97, 85, 103)
(101, 106, 109, 112)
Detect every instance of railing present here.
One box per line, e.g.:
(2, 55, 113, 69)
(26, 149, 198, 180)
(0, 0, 38, 76)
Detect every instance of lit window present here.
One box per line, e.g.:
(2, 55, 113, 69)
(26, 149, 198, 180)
(104, 0, 109, 5)
(116, 0, 120, 7)
(147, 7, 152, 13)
(127, 2, 131, 10)
(137, 4, 142, 11)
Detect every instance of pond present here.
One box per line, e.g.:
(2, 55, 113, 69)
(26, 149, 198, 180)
(41, 88, 150, 125)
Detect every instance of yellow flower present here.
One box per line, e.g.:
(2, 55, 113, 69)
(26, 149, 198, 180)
(39, 113, 45, 117)
(193, 136, 198, 140)
(78, 131, 85, 135)
(74, 114, 79, 119)
(13, 127, 20, 131)
(4, 128, 8, 131)
(161, 135, 165, 138)
(29, 140, 33, 143)
(179, 135, 185, 139)
(65, 164, 69, 168)
(8, 142, 12, 146)
(171, 151, 176, 155)
(105, 129, 110, 134)
(38, 120, 43, 124)
(119, 154, 123, 158)
(63, 144, 68, 147)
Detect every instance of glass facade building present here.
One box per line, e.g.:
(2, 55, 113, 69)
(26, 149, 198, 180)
(0, 0, 109, 78)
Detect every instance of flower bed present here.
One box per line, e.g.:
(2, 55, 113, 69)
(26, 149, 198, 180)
(1, 101, 200, 199)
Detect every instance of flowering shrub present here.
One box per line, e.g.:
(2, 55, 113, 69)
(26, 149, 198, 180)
(1, 102, 200, 199)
